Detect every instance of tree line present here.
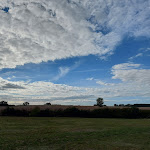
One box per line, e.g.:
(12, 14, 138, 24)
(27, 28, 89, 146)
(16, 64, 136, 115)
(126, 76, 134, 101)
(1, 106, 150, 118)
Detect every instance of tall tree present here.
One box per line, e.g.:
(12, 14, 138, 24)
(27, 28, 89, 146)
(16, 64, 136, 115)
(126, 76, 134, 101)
(96, 98, 104, 107)
(23, 102, 29, 106)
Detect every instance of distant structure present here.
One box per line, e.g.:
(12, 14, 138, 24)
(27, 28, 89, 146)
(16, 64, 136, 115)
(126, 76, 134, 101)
(114, 104, 150, 107)
(133, 104, 150, 107)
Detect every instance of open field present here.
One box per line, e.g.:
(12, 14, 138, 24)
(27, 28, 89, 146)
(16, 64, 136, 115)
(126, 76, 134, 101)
(0, 117, 150, 150)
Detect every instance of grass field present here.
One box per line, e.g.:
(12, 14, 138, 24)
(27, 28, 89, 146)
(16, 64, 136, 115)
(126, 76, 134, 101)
(0, 117, 150, 150)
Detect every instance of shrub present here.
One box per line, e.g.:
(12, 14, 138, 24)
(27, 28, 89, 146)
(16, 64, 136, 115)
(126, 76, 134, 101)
(30, 107, 40, 117)
(1, 107, 29, 116)
(1, 106, 150, 119)
(63, 107, 80, 117)
(122, 107, 140, 118)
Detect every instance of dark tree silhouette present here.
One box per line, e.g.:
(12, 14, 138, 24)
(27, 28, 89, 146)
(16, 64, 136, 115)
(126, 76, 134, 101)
(0, 101, 8, 106)
(96, 97, 104, 107)
(23, 102, 29, 106)
(45, 102, 51, 105)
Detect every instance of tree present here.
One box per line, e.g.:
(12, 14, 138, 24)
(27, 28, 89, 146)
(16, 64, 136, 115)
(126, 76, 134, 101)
(30, 107, 40, 116)
(96, 97, 104, 107)
(23, 102, 29, 106)
(0, 101, 8, 106)
(45, 102, 51, 105)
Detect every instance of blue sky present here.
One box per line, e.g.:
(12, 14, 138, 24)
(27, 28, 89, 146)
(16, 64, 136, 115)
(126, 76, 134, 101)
(0, 0, 150, 105)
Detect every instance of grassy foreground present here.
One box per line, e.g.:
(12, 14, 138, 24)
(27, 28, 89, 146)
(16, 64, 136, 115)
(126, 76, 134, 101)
(0, 117, 150, 150)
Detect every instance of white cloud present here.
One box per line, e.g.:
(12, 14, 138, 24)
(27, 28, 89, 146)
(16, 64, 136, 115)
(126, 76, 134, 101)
(0, 74, 150, 105)
(53, 61, 81, 80)
(0, 0, 149, 69)
(112, 63, 141, 70)
(139, 47, 150, 52)
(86, 77, 94, 81)
(146, 48, 150, 51)
(96, 80, 106, 85)
(112, 63, 150, 85)
(53, 67, 70, 81)
(96, 80, 114, 86)
(129, 53, 143, 60)
(86, 77, 115, 86)
(76, 69, 104, 72)
(0, 77, 98, 105)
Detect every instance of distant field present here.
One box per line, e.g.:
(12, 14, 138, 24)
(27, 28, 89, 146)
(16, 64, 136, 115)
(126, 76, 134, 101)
(0, 105, 100, 113)
(1, 105, 150, 113)
(0, 117, 150, 150)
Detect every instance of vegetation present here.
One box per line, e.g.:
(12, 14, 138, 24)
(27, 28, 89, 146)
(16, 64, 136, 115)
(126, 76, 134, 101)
(0, 117, 150, 150)
(45, 102, 51, 105)
(1, 106, 150, 118)
(23, 102, 29, 106)
(96, 97, 104, 107)
(0, 101, 8, 106)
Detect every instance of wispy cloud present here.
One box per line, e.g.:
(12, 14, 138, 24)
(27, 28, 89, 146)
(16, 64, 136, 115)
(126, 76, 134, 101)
(96, 80, 114, 86)
(129, 53, 143, 60)
(112, 63, 141, 70)
(76, 69, 105, 73)
(53, 61, 81, 81)
(53, 67, 70, 81)
(139, 47, 150, 52)
(129, 47, 150, 60)
(86, 77, 94, 81)
(86, 77, 115, 86)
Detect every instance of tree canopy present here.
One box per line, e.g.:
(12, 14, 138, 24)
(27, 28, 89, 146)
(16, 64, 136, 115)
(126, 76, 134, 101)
(23, 102, 29, 106)
(96, 97, 104, 107)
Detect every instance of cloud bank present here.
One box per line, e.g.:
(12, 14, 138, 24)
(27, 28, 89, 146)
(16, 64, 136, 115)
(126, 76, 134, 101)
(0, 0, 150, 69)
(0, 64, 150, 105)
(112, 63, 150, 85)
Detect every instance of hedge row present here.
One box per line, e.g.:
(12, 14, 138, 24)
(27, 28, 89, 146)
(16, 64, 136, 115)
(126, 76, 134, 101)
(1, 106, 150, 118)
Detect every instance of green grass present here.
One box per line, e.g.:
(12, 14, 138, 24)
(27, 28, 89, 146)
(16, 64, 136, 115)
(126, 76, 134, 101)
(0, 117, 150, 150)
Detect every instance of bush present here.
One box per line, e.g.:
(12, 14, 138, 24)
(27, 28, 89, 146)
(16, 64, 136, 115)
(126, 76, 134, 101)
(122, 107, 140, 118)
(1, 107, 29, 116)
(1, 106, 150, 119)
(30, 107, 40, 117)
(139, 110, 150, 118)
(63, 107, 80, 117)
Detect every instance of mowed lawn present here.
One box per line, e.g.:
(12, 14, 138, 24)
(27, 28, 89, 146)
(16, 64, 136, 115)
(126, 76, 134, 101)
(0, 117, 150, 150)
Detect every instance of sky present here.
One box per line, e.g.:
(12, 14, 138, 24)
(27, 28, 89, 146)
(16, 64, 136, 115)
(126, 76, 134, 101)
(0, 0, 150, 106)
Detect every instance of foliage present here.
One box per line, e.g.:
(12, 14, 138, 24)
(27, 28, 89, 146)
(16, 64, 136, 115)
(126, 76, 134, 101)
(63, 107, 80, 117)
(23, 102, 29, 106)
(1, 106, 150, 118)
(45, 102, 51, 105)
(96, 97, 104, 107)
(1, 107, 29, 116)
(0, 101, 8, 106)
(30, 107, 40, 117)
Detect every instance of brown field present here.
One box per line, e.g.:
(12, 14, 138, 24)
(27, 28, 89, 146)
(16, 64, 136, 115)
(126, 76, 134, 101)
(1, 105, 150, 114)
(0, 105, 100, 113)
(138, 107, 150, 110)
